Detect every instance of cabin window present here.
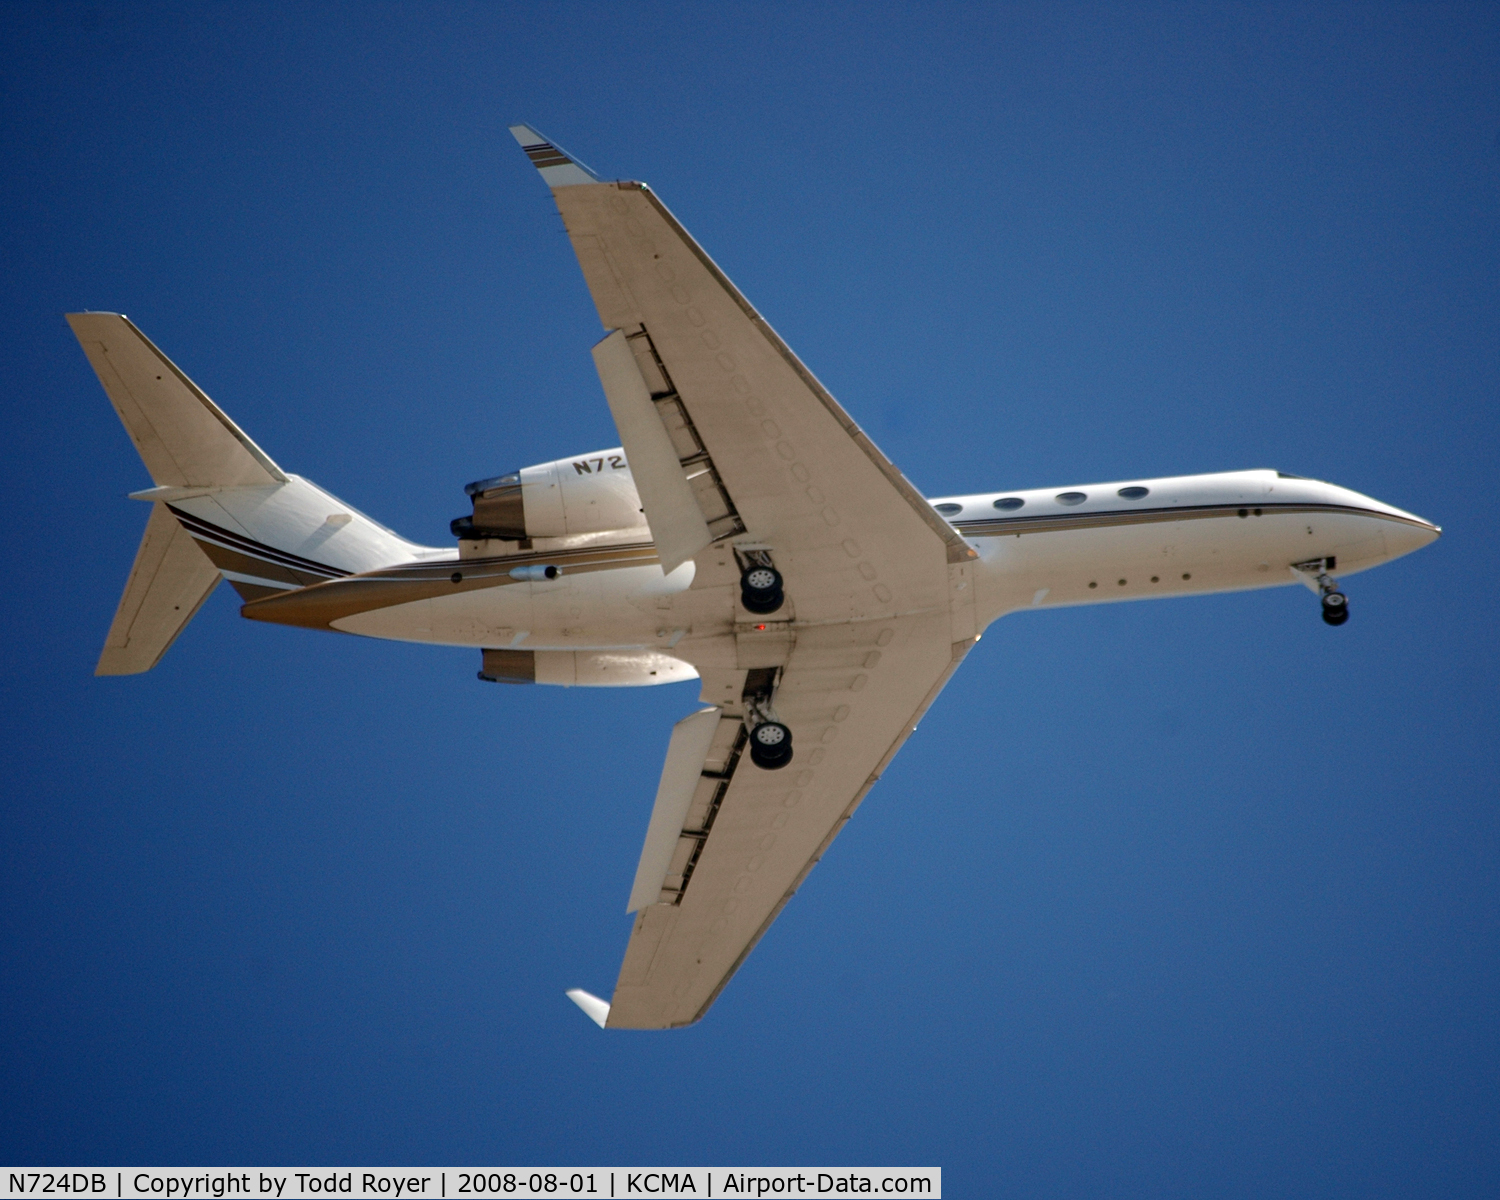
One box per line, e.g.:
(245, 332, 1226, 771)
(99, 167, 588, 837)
(1055, 492, 1087, 506)
(934, 502, 962, 516)
(993, 497, 1025, 511)
(1117, 486, 1149, 499)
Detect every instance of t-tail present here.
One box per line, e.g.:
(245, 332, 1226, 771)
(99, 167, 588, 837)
(69, 313, 438, 675)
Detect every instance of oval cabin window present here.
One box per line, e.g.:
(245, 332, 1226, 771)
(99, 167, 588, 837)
(1117, 486, 1150, 500)
(934, 502, 962, 516)
(1055, 492, 1087, 506)
(993, 496, 1025, 511)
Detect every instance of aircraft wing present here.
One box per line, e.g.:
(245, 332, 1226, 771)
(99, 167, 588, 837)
(512, 126, 980, 1027)
(607, 614, 971, 1028)
(511, 124, 975, 609)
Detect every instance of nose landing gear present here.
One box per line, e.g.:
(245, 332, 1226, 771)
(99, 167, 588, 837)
(1293, 559, 1349, 626)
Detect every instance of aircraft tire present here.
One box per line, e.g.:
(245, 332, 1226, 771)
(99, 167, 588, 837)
(749, 721, 793, 770)
(741, 566, 785, 615)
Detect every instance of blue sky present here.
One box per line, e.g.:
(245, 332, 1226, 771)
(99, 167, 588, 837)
(2, 2, 1497, 1192)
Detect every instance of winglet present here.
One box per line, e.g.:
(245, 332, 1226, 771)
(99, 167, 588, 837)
(509, 125, 600, 187)
(566, 988, 611, 1028)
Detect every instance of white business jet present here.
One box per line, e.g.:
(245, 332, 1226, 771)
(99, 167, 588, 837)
(70, 126, 1439, 1030)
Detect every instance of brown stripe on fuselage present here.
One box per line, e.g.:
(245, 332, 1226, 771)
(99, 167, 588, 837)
(169, 505, 347, 578)
(193, 538, 334, 587)
(241, 541, 660, 630)
(955, 501, 1437, 539)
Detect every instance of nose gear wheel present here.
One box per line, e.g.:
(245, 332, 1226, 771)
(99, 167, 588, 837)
(1321, 590, 1349, 626)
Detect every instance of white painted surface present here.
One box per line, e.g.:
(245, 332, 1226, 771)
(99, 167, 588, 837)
(173, 475, 433, 577)
(564, 989, 610, 1028)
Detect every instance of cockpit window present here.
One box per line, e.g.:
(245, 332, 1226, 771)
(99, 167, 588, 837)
(993, 496, 1025, 511)
(1277, 472, 1310, 480)
(1055, 492, 1087, 506)
(1117, 486, 1150, 499)
(934, 502, 962, 516)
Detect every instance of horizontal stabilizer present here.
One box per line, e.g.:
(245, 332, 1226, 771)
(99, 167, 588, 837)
(67, 312, 286, 488)
(98, 503, 221, 675)
(508, 124, 600, 188)
(565, 989, 610, 1029)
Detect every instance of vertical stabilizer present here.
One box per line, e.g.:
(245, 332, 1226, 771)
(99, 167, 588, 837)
(97, 503, 221, 675)
(67, 312, 286, 488)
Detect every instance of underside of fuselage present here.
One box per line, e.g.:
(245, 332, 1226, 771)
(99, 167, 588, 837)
(224, 467, 1437, 684)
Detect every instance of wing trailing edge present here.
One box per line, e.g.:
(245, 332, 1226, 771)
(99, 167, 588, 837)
(591, 329, 715, 574)
(627, 707, 725, 912)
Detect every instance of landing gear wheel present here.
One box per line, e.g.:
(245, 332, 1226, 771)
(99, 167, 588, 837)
(741, 566, 785, 615)
(748, 721, 793, 770)
(1321, 591, 1349, 626)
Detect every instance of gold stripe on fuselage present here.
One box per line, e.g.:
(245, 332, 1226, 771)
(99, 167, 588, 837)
(191, 538, 336, 589)
(240, 541, 660, 630)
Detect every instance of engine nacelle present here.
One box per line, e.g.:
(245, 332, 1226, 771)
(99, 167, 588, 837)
(452, 447, 645, 541)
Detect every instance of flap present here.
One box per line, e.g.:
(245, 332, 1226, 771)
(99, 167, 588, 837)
(627, 707, 726, 912)
(592, 330, 713, 574)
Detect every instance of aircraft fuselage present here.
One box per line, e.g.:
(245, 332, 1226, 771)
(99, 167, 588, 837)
(235, 466, 1437, 683)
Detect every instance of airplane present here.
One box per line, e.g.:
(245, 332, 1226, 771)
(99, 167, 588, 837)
(68, 124, 1440, 1031)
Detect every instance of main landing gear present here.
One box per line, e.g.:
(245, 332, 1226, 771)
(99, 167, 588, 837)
(740, 564, 785, 614)
(749, 719, 794, 770)
(743, 664, 793, 770)
(737, 553, 792, 766)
